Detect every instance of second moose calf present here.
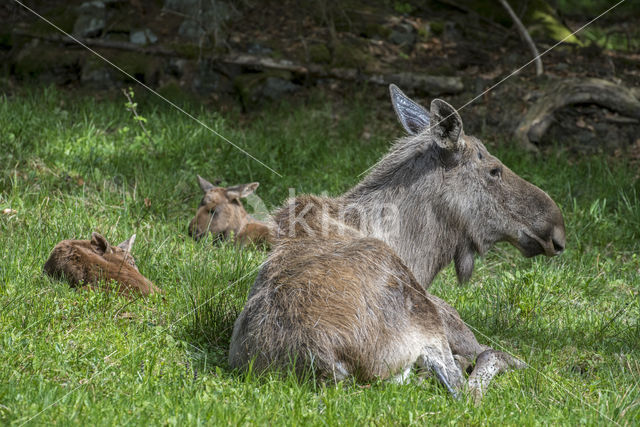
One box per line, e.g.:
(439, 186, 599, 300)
(188, 175, 271, 247)
(44, 232, 161, 296)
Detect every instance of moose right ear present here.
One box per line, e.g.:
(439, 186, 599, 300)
(197, 175, 216, 193)
(430, 99, 464, 152)
(117, 234, 136, 252)
(226, 182, 259, 200)
(90, 232, 110, 254)
(389, 84, 430, 135)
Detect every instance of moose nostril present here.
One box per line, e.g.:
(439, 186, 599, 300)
(552, 238, 564, 253)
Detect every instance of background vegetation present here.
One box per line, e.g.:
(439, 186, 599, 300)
(0, 86, 639, 424)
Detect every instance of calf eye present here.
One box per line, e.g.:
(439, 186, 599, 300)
(478, 151, 483, 160)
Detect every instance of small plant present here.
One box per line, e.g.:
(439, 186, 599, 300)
(123, 87, 157, 150)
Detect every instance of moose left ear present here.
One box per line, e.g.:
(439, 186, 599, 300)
(90, 232, 110, 254)
(197, 175, 217, 193)
(226, 182, 259, 200)
(389, 84, 430, 135)
(117, 234, 136, 252)
(430, 99, 464, 152)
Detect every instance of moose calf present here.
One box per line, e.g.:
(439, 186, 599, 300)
(188, 175, 271, 247)
(229, 85, 565, 399)
(44, 232, 161, 296)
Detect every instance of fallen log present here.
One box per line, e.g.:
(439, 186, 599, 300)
(13, 31, 464, 95)
(514, 78, 640, 150)
(221, 54, 464, 95)
(12, 29, 179, 57)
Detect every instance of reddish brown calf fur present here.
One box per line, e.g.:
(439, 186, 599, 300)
(43, 232, 161, 296)
(188, 175, 271, 248)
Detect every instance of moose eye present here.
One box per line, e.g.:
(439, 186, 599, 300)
(489, 167, 501, 178)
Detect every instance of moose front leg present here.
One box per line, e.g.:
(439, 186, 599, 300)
(468, 349, 526, 404)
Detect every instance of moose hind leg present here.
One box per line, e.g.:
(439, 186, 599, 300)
(416, 339, 465, 398)
(468, 349, 526, 403)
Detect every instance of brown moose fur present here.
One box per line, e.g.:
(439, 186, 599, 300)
(230, 196, 524, 398)
(188, 176, 271, 247)
(230, 86, 564, 399)
(43, 232, 161, 296)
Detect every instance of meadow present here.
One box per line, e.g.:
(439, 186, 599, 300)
(0, 86, 639, 425)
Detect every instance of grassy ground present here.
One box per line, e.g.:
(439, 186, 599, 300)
(0, 86, 639, 425)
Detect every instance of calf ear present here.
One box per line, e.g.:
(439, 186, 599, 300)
(226, 182, 259, 200)
(430, 99, 464, 152)
(389, 84, 430, 135)
(90, 232, 110, 254)
(197, 175, 216, 193)
(117, 234, 136, 252)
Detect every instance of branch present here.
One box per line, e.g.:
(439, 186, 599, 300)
(13, 29, 178, 57)
(499, 0, 543, 76)
(514, 78, 640, 150)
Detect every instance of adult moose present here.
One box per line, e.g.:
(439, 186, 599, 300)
(229, 85, 565, 398)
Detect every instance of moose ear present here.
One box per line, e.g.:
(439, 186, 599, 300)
(117, 234, 136, 252)
(430, 99, 464, 151)
(197, 175, 217, 193)
(389, 84, 430, 135)
(90, 232, 110, 254)
(226, 182, 259, 200)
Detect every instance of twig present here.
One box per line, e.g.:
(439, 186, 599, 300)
(122, 88, 157, 148)
(499, 0, 543, 76)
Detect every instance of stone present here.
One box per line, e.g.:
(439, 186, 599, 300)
(130, 29, 158, 45)
(247, 43, 273, 56)
(73, 1, 106, 38)
(165, 0, 237, 43)
(178, 19, 204, 41)
(260, 77, 298, 100)
(193, 59, 234, 95)
(234, 71, 300, 108)
(389, 22, 416, 47)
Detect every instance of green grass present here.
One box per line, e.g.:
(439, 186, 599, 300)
(1, 86, 639, 425)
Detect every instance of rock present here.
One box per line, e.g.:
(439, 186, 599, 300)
(389, 21, 416, 47)
(130, 29, 158, 45)
(178, 19, 204, 41)
(247, 43, 273, 56)
(164, 0, 199, 15)
(81, 65, 114, 88)
(193, 59, 234, 95)
(234, 71, 300, 108)
(260, 77, 298, 100)
(165, 0, 237, 43)
(73, 1, 106, 38)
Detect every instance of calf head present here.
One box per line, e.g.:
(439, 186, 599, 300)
(188, 175, 259, 242)
(389, 85, 566, 283)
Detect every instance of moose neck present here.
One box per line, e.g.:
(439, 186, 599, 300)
(339, 136, 469, 288)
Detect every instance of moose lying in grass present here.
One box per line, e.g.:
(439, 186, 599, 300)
(229, 85, 565, 400)
(44, 232, 161, 296)
(188, 175, 271, 247)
